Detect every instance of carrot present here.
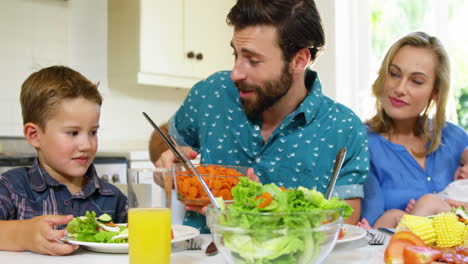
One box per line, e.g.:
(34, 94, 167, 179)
(254, 192, 273, 208)
(175, 165, 244, 205)
(279, 186, 286, 191)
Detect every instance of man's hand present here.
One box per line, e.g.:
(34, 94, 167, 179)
(14, 215, 78, 255)
(247, 167, 260, 182)
(155, 147, 198, 169)
(153, 147, 198, 187)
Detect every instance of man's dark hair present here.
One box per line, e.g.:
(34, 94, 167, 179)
(227, 0, 325, 63)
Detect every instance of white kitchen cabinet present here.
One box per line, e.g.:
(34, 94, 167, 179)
(138, 0, 235, 89)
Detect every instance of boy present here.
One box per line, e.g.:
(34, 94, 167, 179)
(0, 66, 127, 255)
(359, 146, 468, 229)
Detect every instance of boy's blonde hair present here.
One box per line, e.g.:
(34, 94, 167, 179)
(366, 32, 450, 155)
(20, 66, 102, 130)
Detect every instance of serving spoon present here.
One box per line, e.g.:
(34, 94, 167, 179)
(325, 147, 347, 200)
(142, 112, 221, 210)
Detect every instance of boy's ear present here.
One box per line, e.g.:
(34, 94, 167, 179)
(24, 122, 41, 148)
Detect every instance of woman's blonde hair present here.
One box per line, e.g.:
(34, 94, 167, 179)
(367, 32, 450, 155)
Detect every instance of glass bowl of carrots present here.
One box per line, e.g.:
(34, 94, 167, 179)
(172, 164, 248, 206)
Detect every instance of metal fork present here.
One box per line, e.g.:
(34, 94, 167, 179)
(368, 231, 386, 245)
(186, 238, 202, 250)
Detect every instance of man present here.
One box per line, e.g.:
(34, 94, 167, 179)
(151, 0, 369, 232)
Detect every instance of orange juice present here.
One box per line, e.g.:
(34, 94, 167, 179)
(128, 208, 172, 264)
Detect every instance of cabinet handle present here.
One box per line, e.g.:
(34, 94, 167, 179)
(196, 53, 203, 60)
(187, 51, 195, 59)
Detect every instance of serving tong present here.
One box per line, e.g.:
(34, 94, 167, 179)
(325, 147, 347, 200)
(142, 112, 222, 211)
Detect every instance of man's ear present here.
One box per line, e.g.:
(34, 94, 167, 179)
(290, 48, 311, 78)
(24, 122, 41, 148)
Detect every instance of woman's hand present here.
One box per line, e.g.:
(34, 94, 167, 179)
(446, 199, 468, 208)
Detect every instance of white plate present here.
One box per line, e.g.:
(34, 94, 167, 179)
(62, 224, 200, 253)
(336, 224, 367, 243)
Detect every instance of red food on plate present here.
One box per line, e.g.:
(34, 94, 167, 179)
(338, 228, 346, 239)
(384, 231, 426, 263)
(390, 231, 426, 246)
(171, 228, 174, 240)
(403, 245, 441, 264)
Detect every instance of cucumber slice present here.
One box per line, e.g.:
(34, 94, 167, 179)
(97, 213, 112, 223)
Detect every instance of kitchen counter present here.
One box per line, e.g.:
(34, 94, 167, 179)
(0, 234, 387, 264)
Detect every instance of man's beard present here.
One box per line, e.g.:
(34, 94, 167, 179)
(235, 65, 293, 120)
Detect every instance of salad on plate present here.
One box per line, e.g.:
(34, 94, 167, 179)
(65, 211, 128, 243)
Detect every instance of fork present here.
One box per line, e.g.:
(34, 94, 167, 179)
(368, 232, 386, 245)
(186, 238, 202, 250)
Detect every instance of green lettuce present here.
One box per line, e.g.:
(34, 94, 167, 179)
(215, 177, 352, 264)
(66, 211, 127, 243)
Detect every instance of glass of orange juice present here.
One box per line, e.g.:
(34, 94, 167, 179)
(127, 168, 172, 264)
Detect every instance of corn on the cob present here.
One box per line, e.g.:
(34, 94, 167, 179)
(464, 224, 468, 247)
(432, 212, 465, 248)
(396, 214, 436, 245)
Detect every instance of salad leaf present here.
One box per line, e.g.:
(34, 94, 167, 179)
(66, 211, 127, 243)
(214, 177, 352, 264)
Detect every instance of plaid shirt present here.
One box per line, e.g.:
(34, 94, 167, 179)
(0, 158, 127, 226)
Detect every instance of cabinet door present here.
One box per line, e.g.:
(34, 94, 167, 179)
(139, 0, 193, 87)
(139, 0, 235, 88)
(185, 0, 235, 79)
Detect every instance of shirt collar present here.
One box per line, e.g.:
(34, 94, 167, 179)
(30, 158, 115, 197)
(289, 69, 324, 126)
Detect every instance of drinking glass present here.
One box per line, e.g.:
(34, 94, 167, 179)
(127, 168, 172, 264)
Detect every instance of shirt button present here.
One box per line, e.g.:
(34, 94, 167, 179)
(254, 125, 260, 131)
(64, 200, 70, 205)
(427, 177, 431, 181)
(255, 158, 261, 163)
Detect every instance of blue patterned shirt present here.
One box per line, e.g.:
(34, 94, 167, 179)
(0, 158, 128, 226)
(169, 70, 369, 232)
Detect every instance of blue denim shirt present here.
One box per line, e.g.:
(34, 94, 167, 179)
(0, 158, 128, 226)
(362, 122, 468, 226)
(169, 70, 369, 233)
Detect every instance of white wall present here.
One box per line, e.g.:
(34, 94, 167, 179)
(0, 0, 187, 152)
(70, 0, 188, 152)
(0, 0, 68, 136)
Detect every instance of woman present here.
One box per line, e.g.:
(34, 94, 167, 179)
(360, 32, 468, 228)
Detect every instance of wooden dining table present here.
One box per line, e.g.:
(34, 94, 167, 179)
(0, 232, 388, 264)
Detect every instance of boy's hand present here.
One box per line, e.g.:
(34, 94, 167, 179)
(19, 215, 78, 255)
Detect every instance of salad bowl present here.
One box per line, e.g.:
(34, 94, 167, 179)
(205, 177, 349, 264)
